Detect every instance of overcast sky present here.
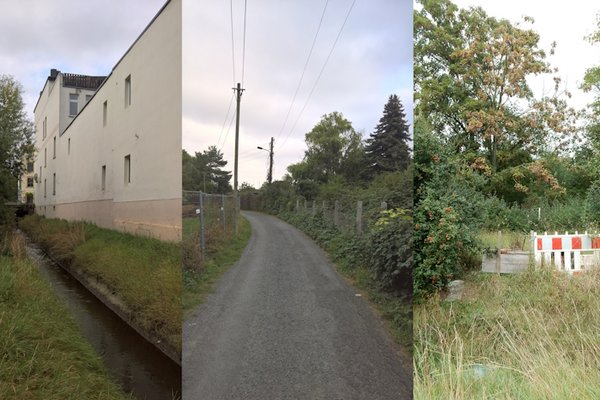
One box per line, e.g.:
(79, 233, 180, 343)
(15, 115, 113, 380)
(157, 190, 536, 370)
(0, 0, 166, 121)
(183, 0, 413, 188)
(435, 0, 600, 113)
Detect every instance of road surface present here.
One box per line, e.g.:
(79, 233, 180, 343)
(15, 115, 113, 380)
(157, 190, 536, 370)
(183, 211, 412, 399)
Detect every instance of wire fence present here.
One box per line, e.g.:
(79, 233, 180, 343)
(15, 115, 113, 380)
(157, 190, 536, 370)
(292, 198, 390, 235)
(182, 190, 238, 270)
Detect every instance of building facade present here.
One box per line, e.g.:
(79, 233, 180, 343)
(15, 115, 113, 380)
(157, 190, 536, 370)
(33, 0, 181, 241)
(18, 157, 35, 203)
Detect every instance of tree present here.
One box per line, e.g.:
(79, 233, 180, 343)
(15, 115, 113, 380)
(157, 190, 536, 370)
(0, 75, 34, 226)
(581, 13, 600, 180)
(288, 112, 365, 186)
(182, 146, 232, 193)
(365, 94, 411, 174)
(414, 0, 578, 178)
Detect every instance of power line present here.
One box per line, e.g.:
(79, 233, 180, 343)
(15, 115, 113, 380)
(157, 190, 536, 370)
(230, 0, 236, 84)
(241, 0, 248, 86)
(216, 92, 235, 149)
(276, 0, 329, 143)
(219, 106, 237, 152)
(280, 0, 357, 150)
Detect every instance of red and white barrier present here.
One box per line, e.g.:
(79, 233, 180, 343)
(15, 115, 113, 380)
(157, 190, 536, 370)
(532, 231, 600, 273)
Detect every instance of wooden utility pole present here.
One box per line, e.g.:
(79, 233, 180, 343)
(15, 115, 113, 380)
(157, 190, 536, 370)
(233, 82, 244, 235)
(268, 136, 274, 184)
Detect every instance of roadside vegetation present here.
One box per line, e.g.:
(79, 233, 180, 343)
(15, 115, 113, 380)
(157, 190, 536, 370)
(0, 233, 129, 400)
(19, 215, 181, 354)
(182, 215, 251, 315)
(414, 0, 600, 397)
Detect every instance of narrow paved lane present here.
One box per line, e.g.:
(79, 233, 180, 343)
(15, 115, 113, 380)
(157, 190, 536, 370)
(183, 212, 412, 399)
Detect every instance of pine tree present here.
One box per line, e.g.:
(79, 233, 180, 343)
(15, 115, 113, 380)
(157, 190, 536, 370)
(365, 94, 411, 174)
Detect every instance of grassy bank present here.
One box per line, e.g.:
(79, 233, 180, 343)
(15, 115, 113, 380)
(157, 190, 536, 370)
(414, 269, 600, 399)
(19, 215, 181, 354)
(279, 211, 412, 350)
(0, 245, 129, 399)
(182, 215, 251, 316)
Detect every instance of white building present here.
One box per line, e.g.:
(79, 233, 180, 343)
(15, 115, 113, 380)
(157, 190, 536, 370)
(33, 0, 181, 241)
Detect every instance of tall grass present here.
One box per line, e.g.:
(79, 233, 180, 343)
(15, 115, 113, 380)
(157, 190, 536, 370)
(414, 269, 600, 399)
(183, 216, 251, 315)
(0, 250, 129, 399)
(19, 215, 181, 354)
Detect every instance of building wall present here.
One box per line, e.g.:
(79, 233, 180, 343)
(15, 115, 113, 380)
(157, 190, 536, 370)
(18, 159, 35, 203)
(33, 0, 181, 241)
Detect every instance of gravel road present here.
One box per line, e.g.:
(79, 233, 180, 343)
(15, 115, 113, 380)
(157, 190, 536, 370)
(183, 211, 412, 399)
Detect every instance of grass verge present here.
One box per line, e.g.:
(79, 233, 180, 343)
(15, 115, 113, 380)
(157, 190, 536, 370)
(0, 251, 129, 399)
(19, 215, 181, 354)
(414, 269, 600, 399)
(183, 215, 251, 316)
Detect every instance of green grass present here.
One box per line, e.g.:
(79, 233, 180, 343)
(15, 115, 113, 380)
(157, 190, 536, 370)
(19, 215, 181, 354)
(414, 269, 600, 399)
(183, 216, 251, 316)
(479, 230, 532, 251)
(0, 253, 130, 400)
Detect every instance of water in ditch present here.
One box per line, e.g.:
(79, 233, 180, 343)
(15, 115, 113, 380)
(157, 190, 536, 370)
(27, 245, 181, 400)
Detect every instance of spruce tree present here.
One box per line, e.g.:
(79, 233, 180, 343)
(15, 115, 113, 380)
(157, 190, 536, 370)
(365, 94, 411, 174)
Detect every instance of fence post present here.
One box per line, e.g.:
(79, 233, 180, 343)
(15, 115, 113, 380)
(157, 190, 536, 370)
(356, 200, 363, 234)
(221, 194, 226, 234)
(312, 200, 316, 216)
(296, 199, 300, 213)
(334, 200, 340, 228)
(304, 199, 307, 212)
(495, 230, 501, 273)
(199, 192, 205, 261)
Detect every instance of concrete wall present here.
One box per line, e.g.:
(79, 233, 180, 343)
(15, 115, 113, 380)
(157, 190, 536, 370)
(33, 0, 181, 242)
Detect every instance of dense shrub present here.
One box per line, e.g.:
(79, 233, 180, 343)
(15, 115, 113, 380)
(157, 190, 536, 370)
(414, 191, 480, 299)
(370, 209, 412, 295)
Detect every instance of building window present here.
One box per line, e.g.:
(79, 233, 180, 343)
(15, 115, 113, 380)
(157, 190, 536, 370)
(124, 155, 131, 184)
(53, 137, 56, 159)
(101, 165, 106, 191)
(43, 116, 47, 139)
(27, 177, 33, 188)
(124, 75, 131, 107)
(69, 93, 78, 116)
(53, 173, 56, 196)
(103, 101, 108, 126)
(68, 138, 71, 155)
(85, 94, 92, 103)
(39, 167, 42, 183)
(44, 148, 47, 167)
(44, 179, 46, 198)
(27, 162, 33, 172)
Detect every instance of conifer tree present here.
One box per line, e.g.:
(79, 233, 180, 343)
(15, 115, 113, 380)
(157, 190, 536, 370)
(365, 94, 411, 174)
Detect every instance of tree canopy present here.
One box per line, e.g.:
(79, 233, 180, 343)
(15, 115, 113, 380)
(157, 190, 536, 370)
(182, 146, 232, 193)
(0, 76, 33, 201)
(415, 0, 578, 180)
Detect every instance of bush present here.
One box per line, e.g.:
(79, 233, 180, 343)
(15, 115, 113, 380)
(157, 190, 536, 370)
(369, 209, 412, 295)
(414, 192, 480, 299)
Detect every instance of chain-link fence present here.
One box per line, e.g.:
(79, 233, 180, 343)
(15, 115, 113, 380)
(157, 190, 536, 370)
(182, 190, 238, 270)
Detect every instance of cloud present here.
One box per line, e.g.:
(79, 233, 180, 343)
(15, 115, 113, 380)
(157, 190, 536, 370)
(0, 0, 166, 118)
(183, 0, 414, 187)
